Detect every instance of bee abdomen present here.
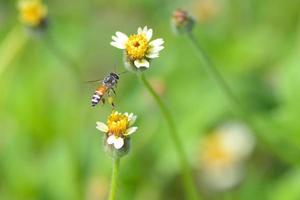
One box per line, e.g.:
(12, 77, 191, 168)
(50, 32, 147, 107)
(91, 92, 102, 106)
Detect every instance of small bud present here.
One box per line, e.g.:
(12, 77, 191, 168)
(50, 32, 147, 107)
(171, 9, 195, 34)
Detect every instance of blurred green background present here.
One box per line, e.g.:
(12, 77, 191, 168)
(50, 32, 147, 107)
(1, 0, 300, 199)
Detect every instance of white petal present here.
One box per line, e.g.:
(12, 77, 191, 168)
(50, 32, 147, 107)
(153, 46, 164, 52)
(146, 29, 153, 41)
(127, 113, 132, 118)
(148, 45, 164, 54)
(114, 137, 124, 149)
(146, 44, 164, 58)
(115, 32, 128, 41)
(96, 122, 109, 132)
(138, 27, 143, 34)
(107, 135, 116, 145)
(110, 41, 126, 49)
(149, 38, 164, 47)
(142, 26, 148, 34)
(129, 115, 137, 126)
(146, 52, 159, 58)
(134, 59, 150, 68)
(125, 127, 138, 136)
(112, 36, 118, 42)
(110, 32, 128, 49)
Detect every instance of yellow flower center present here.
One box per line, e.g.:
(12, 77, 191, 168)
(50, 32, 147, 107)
(19, 0, 47, 27)
(125, 34, 149, 60)
(107, 112, 129, 137)
(201, 135, 233, 168)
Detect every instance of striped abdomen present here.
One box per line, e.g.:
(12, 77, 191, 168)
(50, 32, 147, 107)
(91, 85, 107, 106)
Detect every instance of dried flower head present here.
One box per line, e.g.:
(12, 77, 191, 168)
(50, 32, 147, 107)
(96, 111, 138, 150)
(18, 0, 48, 28)
(110, 26, 164, 71)
(171, 9, 195, 34)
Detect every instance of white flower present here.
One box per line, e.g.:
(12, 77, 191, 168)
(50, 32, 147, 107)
(110, 26, 164, 69)
(199, 122, 255, 191)
(218, 122, 255, 161)
(96, 111, 138, 150)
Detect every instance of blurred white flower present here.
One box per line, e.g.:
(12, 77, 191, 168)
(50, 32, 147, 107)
(110, 26, 164, 69)
(199, 122, 255, 191)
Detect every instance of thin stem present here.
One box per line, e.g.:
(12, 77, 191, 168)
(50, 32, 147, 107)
(185, 32, 298, 164)
(108, 158, 120, 200)
(0, 25, 28, 78)
(139, 73, 200, 200)
(186, 32, 244, 116)
(42, 30, 81, 79)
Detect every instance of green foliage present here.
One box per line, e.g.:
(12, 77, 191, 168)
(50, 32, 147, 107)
(1, 0, 300, 199)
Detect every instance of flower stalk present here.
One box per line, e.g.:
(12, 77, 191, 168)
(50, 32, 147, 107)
(139, 73, 200, 200)
(186, 32, 244, 116)
(0, 25, 28, 78)
(108, 158, 120, 200)
(185, 31, 298, 165)
(42, 31, 81, 79)
(17, 0, 80, 78)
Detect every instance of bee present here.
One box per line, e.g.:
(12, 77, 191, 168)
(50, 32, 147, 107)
(90, 72, 120, 107)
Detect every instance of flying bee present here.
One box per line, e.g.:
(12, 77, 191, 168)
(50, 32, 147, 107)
(90, 72, 120, 107)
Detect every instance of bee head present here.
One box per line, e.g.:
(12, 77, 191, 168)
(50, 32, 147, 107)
(110, 72, 119, 80)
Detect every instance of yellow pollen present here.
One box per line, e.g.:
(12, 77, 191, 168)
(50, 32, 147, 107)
(125, 34, 149, 60)
(18, 0, 47, 27)
(107, 111, 129, 137)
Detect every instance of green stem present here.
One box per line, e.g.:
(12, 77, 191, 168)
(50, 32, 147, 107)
(139, 73, 200, 200)
(185, 32, 297, 164)
(42, 30, 81, 79)
(108, 158, 120, 200)
(186, 32, 244, 116)
(0, 25, 28, 78)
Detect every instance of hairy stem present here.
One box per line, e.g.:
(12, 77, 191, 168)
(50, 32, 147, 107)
(108, 158, 120, 200)
(139, 73, 200, 200)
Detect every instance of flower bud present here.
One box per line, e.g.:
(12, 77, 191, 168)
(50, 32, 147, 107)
(171, 9, 195, 34)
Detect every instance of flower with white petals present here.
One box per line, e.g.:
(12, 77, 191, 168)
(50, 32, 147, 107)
(110, 26, 164, 70)
(199, 122, 255, 191)
(96, 111, 138, 150)
(18, 0, 48, 27)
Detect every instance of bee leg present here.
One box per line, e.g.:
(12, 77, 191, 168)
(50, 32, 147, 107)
(101, 98, 105, 106)
(112, 88, 116, 95)
(111, 101, 115, 109)
(107, 96, 115, 109)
